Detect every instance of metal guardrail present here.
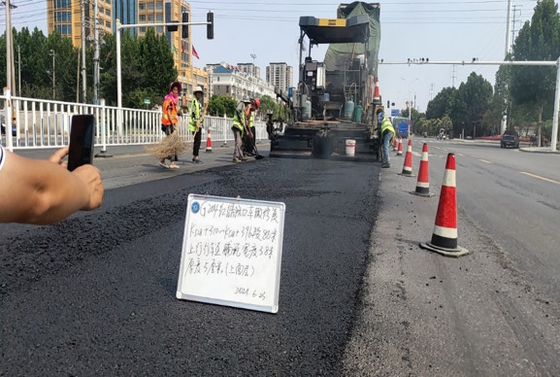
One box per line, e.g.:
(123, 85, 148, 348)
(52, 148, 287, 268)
(0, 91, 267, 151)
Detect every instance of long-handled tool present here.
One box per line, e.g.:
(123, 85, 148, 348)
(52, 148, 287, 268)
(246, 128, 264, 160)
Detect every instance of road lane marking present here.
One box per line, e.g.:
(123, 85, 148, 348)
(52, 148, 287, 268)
(457, 153, 465, 157)
(520, 171, 560, 185)
(479, 159, 492, 164)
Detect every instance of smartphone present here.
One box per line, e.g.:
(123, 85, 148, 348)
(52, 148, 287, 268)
(67, 114, 95, 171)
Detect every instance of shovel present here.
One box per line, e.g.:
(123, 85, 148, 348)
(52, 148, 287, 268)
(247, 130, 264, 160)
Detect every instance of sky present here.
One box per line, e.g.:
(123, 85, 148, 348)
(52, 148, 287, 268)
(3, 0, 557, 112)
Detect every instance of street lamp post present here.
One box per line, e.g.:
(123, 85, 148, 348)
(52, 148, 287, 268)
(50, 49, 56, 99)
(250, 53, 257, 97)
(401, 77, 419, 136)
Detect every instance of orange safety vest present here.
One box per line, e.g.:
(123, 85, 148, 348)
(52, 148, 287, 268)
(161, 99, 179, 126)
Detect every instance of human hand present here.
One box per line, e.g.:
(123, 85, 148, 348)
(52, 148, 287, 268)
(72, 164, 104, 210)
(48, 146, 69, 168)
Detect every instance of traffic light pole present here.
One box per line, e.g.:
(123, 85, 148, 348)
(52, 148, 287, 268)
(115, 18, 212, 132)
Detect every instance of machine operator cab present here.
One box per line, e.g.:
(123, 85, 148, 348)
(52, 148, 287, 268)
(296, 14, 372, 123)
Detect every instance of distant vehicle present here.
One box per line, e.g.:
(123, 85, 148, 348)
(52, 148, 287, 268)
(501, 131, 519, 148)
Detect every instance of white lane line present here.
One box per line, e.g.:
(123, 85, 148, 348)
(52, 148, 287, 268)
(457, 153, 465, 157)
(520, 171, 560, 185)
(412, 151, 421, 157)
(479, 159, 492, 164)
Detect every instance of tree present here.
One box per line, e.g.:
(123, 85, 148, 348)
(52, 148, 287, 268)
(258, 95, 276, 118)
(450, 72, 493, 137)
(207, 94, 236, 117)
(510, 0, 560, 146)
(426, 87, 457, 120)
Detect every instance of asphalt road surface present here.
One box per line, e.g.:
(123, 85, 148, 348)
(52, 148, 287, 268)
(344, 139, 560, 376)
(1, 147, 380, 376)
(1, 140, 559, 376)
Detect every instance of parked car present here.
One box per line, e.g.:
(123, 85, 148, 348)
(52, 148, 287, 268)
(501, 131, 519, 148)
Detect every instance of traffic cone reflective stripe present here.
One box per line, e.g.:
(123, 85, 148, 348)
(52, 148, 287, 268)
(420, 153, 468, 257)
(206, 129, 213, 152)
(399, 140, 414, 177)
(393, 137, 398, 151)
(411, 143, 433, 196)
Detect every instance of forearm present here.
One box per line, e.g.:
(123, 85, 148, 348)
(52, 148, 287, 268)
(0, 155, 91, 224)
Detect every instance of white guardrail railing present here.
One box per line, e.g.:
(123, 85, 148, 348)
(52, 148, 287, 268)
(0, 90, 267, 152)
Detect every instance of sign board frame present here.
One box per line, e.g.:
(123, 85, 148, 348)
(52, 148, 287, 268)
(176, 194, 286, 313)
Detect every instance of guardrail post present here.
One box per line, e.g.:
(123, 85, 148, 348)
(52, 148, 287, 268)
(3, 87, 14, 151)
(221, 113, 228, 147)
(95, 98, 112, 158)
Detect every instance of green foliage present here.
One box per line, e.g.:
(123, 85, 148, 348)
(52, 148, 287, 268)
(426, 87, 456, 120)
(207, 94, 237, 117)
(1, 27, 177, 108)
(258, 95, 275, 117)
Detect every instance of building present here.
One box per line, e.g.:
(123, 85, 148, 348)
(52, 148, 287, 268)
(206, 62, 275, 103)
(266, 62, 293, 94)
(237, 63, 260, 80)
(48, 0, 208, 107)
(47, 0, 113, 48)
(113, 0, 138, 36)
(137, 0, 208, 106)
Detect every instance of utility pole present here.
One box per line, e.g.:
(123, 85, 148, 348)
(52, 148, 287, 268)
(81, 0, 87, 103)
(4, 0, 16, 92)
(17, 44, 21, 96)
(50, 49, 56, 99)
(93, 0, 100, 104)
(505, 0, 512, 57)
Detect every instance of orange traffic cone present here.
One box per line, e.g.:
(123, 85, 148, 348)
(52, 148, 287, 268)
(396, 137, 403, 156)
(393, 137, 398, 151)
(411, 143, 433, 197)
(373, 78, 381, 104)
(420, 153, 469, 257)
(205, 128, 213, 152)
(399, 139, 414, 177)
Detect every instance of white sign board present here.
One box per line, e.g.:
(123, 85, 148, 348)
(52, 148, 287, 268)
(176, 194, 285, 313)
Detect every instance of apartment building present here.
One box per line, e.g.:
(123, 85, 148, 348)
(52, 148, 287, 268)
(237, 63, 260, 80)
(47, 0, 114, 48)
(47, 0, 208, 106)
(137, 0, 208, 105)
(206, 63, 275, 103)
(266, 63, 293, 94)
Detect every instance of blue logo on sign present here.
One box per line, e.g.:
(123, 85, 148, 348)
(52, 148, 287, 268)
(191, 202, 200, 214)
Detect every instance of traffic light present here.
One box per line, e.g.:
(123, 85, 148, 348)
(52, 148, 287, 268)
(167, 20, 178, 32)
(207, 11, 214, 39)
(182, 12, 189, 39)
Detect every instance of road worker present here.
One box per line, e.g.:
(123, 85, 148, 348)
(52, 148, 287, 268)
(378, 111, 395, 168)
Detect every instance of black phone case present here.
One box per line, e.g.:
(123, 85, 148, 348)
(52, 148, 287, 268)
(67, 114, 95, 171)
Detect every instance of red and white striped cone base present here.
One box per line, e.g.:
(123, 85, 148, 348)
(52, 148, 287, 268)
(411, 143, 433, 197)
(399, 139, 415, 177)
(396, 137, 403, 156)
(205, 129, 213, 152)
(420, 153, 468, 257)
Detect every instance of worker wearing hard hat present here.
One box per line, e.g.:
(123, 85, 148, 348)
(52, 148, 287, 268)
(378, 111, 395, 168)
(188, 86, 205, 163)
(243, 98, 260, 156)
(232, 98, 259, 163)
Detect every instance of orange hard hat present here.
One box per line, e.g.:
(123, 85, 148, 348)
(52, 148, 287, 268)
(252, 98, 260, 110)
